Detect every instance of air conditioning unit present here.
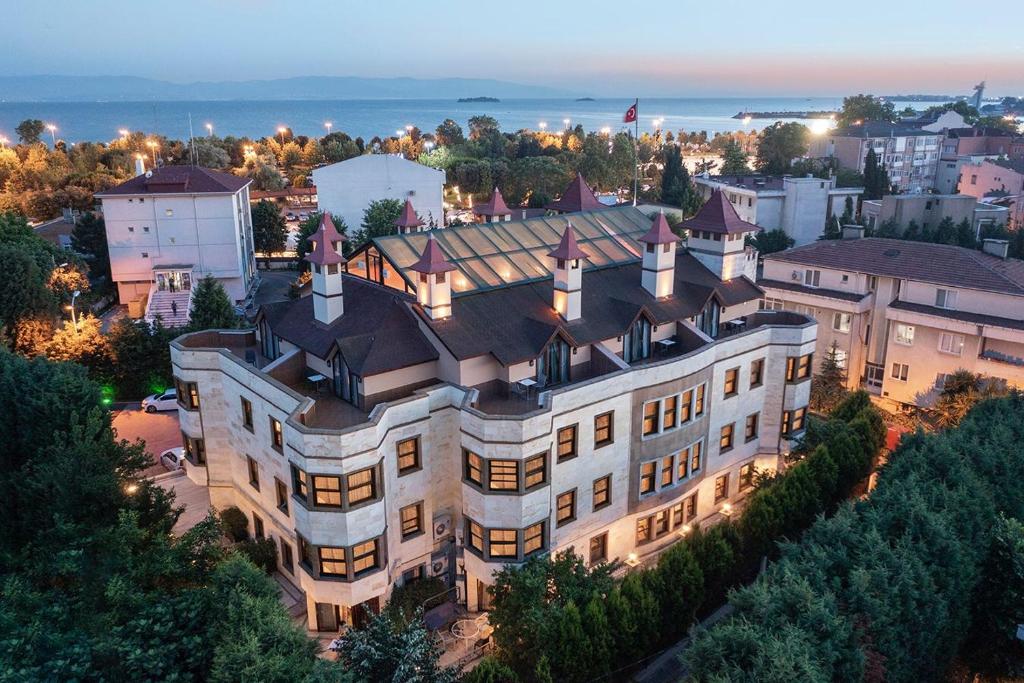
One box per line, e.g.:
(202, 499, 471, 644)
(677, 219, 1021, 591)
(791, 270, 802, 281)
(430, 555, 449, 577)
(433, 513, 453, 541)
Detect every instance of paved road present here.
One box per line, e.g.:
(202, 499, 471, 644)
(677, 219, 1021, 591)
(111, 407, 182, 478)
(157, 472, 212, 535)
(253, 270, 298, 307)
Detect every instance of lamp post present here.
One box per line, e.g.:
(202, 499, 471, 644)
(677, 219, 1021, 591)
(68, 289, 81, 331)
(563, 118, 571, 130)
(324, 121, 333, 135)
(118, 128, 129, 139)
(0, 136, 8, 148)
(538, 121, 547, 131)
(277, 126, 287, 145)
(46, 124, 57, 147)
(205, 123, 213, 137)
(146, 140, 158, 166)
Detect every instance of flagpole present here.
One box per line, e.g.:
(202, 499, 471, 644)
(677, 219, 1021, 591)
(633, 99, 639, 206)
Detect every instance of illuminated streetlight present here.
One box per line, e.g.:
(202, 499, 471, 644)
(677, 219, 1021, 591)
(0, 136, 8, 148)
(118, 128, 129, 138)
(68, 288, 81, 330)
(277, 126, 287, 144)
(423, 140, 435, 151)
(46, 123, 57, 147)
(538, 121, 547, 131)
(205, 123, 213, 136)
(600, 126, 611, 135)
(405, 124, 413, 132)
(145, 140, 158, 165)
(396, 130, 405, 138)
(324, 121, 333, 135)
(125, 483, 139, 495)
(563, 118, 571, 129)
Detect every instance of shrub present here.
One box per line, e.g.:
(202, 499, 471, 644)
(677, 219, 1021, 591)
(462, 656, 520, 683)
(236, 538, 277, 574)
(219, 506, 249, 542)
(384, 576, 447, 627)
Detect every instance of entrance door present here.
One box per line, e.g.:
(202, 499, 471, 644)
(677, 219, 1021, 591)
(179, 272, 192, 290)
(315, 602, 339, 632)
(351, 597, 380, 629)
(156, 273, 168, 291)
(476, 580, 494, 612)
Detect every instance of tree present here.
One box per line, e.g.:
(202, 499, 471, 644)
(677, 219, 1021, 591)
(353, 198, 403, 246)
(862, 148, 890, 200)
(71, 212, 111, 281)
(468, 115, 500, 140)
(334, 608, 456, 683)
(836, 94, 896, 128)
(15, 119, 45, 144)
(755, 122, 808, 175)
(0, 244, 54, 344)
(189, 274, 240, 330)
(976, 115, 1020, 135)
(719, 139, 750, 175)
(251, 200, 288, 255)
(462, 657, 519, 683)
(435, 119, 465, 147)
(922, 100, 979, 124)
(44, 314, 112, 369)
(104, 317, 175, 399)
(747, 228, 794, 255)
(660, 145, 701, 214)
(810, 342, 849, 414)
(189, 139, 232, 169)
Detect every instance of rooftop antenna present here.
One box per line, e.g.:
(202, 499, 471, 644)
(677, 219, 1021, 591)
(187, 112, 196, 167)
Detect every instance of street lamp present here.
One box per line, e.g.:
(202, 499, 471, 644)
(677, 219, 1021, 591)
(324, 121, 333, 135)
(538, 121, 547, 131)
(146, 140, 158, 165)
(563, 118, 571, 129)
(205, 123, 213, 137)
(277, 126, 287, 145)
(600, 126, 611, 135)
(118, 128, 129, 138)
(423, 140, 435, 151)
(405, 124, 413, 132)
(68, 289, 81, 330)
(0, 136, 8, 148)
(395, 129, 405, 138)
(46, 124, 57, 147)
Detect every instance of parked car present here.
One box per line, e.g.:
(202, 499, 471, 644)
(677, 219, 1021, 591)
(160, 447, 186, 471)
(141, 388, 177, 413)
(298, 211, 310, 221)
(285, 212, 297, 222)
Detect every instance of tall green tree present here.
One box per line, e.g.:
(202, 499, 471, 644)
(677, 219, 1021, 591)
(719, 139, 750, 175)
(71, 212, 111, 281)
(746, 228, 794, 255)
(334, 608, 456, 683)
(862, 148, 890, 200)
(353, 198, 404, 246)
(755, 122, 809, 175)
(660, 145, 701, 214)
(15, 119, 45, 144)
(836, 94, 896, 127)
(188, 274, 240, 330)
(810, 342, 849, 414)
(435, 118, 466, 147)
(251, 199, 288, 255)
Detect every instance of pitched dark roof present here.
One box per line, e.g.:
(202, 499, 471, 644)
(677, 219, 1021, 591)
(306, 213, 347, 267)
(758, 278, 870, 303)
(421, 251, 761, 364)
(993, 158, 1024, 175)
(96, 166, 251, 196)
(546, 173, 605, 213)
(830, 122, 939, 138)
(395, 199, 424, 228)
(889, 299, 1024, 331)
(548, 223, 589, 260)
(946, 126, 1014, 139)
(768, 238, 1024, 296)
(681, 189, 760, 235)
(259, 277, 437, 376)
(473, 187, 511, 216)
(410, 234, 457, 274)
(639, 211, 678, 245)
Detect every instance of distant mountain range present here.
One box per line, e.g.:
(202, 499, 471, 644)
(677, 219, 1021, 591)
(0, 75, 574, 102)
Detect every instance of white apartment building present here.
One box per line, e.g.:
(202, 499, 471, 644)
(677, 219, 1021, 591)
(170, 200, 815, 631)
(759, 233, 1024, 408)
(312, 154, 446, 234)
(694, 174, 864, 246)
(96, 165, 256, 326)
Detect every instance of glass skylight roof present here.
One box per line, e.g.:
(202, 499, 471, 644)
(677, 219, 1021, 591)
(373, 206, 652, 296)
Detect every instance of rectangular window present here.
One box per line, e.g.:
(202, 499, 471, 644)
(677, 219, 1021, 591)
(935, 288, 958, 309)
(280, 539, 294, 573)
(671, 502, 684, 527)
(639, 461, 656, 495)
(275, 478, 289, 514)
(400, 502, 423, 539)
(594, 411, 614, 447)
(745, 413, 759, 441)
(891, 362, 909, 381)
(695, 384, 706, 416)
(252, 513, 264, 539)
(662, 395, 678, 431)
(556, 425, 577, 462)
(241, 397, 254, 431)
(720, 423, 735, 452)
(319, 546, 347, 577)
(592, 475, 611, 510)
(346, 468, 376, 506)
(464, 450, 483, 486)
(269, 417, 283, 453)
(489, 460, 519, 491)
(690, 441, 702, 474)
(589, 532, 608, 564)
(247, 456, 260, 490)
(396, 437, 420, 475)
(787, 354, 813, 381)
(660, 455, 674, 487)
(297, 535, 314, 570)
(739, 463, 755, 491)
(524, 453, 547, 489)
(724, 368, 739, 397)
(524, 522, 544, 556)
(714, 474, 729, 502)
(468, 520, 484, 553)
(313, 475, 343, 507)
(938, 333, 964, 356)
(680, 389, 693, 423)
(556, 490, 576, 527)
(832, 312, 852, 333)
(488, 529, 517, 558)
(292, 465, 308, 501)
(636, 517, 651, 544)
(760, 297, 784, 311)
(176, 380, 199, 410)
(750, 358, 764, 388)
(867, 275, 877, 291)
(790, 407, 807, 433)
(677, 448, 689, 480)
(351, 539, 379, 576)
(895, 323, 915, 345)
(685, 493, 698, 521)
(654, 509, 670, 536)
(642, 401, 659, 436)
(803, 269, 821, 287)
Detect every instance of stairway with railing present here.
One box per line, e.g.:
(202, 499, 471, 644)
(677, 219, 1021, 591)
(144, 285, 193, 328)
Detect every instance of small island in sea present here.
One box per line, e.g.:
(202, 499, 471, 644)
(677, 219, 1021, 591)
(576, 97, 595, 101)
(458, 96, 500, 103)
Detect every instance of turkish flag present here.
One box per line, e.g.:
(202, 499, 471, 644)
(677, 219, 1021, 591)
(623, 100, 637, 123)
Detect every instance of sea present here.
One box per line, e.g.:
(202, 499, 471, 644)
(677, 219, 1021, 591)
(0, 97, 928, 144)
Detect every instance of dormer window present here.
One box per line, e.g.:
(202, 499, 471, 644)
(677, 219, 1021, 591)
(537, 337, 570, 387)
(695, 299, 721, 338)
(623, 317, 652, 363)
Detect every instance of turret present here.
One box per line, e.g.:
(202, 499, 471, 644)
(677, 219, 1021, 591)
(548, 222, 589, 321)
(638, 211, 678, 298)
(394, 198, 425, 234)
(305, 212, 347, 324)
(410, 233, 457, 320)
(680, 189, 759, 281)
(472, 187, 513, 223)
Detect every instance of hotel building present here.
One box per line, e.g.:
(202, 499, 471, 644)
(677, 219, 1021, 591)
(171, 192, 814, 631)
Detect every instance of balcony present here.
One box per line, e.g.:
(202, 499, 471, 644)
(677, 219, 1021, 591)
(717, 311, 813, 339)
(471, 361, 614, 416)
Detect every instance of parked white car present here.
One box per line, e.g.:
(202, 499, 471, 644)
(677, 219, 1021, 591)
(141, 389, 177, 413)
(160, 447, 186, 471)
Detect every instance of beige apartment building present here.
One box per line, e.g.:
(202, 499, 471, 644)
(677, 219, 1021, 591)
(171, 194, 815, 631)
(809, 122, 942, 193)
(760, 233, 1024, 408)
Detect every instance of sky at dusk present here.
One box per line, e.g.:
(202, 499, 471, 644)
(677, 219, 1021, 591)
(5, 0, 1024, 97)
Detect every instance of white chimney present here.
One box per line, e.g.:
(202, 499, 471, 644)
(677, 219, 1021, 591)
(548, 223, 589, 321)
(982, 238, 1009, 259)
(134, 155, 146, 177)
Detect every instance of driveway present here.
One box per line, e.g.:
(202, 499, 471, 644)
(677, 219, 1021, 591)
(156, 472, 212, 535)
(111, 407, 182, 478)
(253, 270, 298, 307)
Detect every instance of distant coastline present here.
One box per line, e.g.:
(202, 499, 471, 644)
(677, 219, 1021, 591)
(576, 97, 595, 101)
(733, 110, 836, 120)
(457, 96, 499, 103)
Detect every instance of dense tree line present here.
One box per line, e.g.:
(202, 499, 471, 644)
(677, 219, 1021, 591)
(0, 350, 354, 681)
(480, 392, 884, 682)
(685, 393, 1024, 681)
